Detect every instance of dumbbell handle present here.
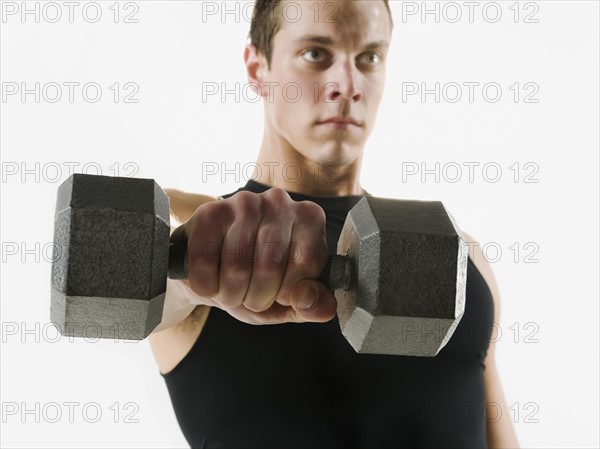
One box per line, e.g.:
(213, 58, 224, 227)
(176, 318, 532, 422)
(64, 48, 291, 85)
(168, 243, 352, 291)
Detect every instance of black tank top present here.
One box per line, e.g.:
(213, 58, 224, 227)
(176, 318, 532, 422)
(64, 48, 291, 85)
(161, 180, 493, 449)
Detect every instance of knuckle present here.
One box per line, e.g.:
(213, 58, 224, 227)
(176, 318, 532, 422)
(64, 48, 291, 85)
(262, 189, 293, 218)
(295, 200, 326, 224)
(223, 236, 254, 263)
(291, 249, 320, 275)
(291, 237, 327, 274)
(264, 187, 292, 204)
(188, 240, 219, 264)
(194, 199, 222, 219)
(232, 191, 260, 216)
(252, 240, 284, 272)
(256, 227, 287, 264)
(253, 256, 283, 280)
(222, 260, 251, 284)
(190, 201, 230, 233)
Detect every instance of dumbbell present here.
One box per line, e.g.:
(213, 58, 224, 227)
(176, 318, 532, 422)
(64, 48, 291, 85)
(50, 173, 468, 356)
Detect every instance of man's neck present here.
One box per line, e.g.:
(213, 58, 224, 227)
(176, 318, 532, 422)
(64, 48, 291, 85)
(249, 159, 364, 197)
(250, 137, 365, 196)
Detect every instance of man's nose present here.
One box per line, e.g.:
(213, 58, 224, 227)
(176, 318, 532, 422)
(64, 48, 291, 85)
(326, 60, 362, 103)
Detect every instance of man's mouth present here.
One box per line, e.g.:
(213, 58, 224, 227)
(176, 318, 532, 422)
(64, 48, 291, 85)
(317, 117, 362, 129)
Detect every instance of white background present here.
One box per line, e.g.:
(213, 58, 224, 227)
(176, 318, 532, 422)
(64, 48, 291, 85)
(1, 1, 598, 447)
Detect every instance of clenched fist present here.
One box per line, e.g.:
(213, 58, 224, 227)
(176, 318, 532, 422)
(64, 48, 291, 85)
(170, 188, 338, 325)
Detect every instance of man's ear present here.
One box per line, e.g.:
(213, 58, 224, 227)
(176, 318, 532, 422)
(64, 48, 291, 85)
(244, 44, 268, 98)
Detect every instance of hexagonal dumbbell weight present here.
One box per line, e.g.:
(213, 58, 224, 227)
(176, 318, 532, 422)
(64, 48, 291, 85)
(50, 174, 468, 356)
(50, 174, 170, 340)
(333, 196, 468, 356)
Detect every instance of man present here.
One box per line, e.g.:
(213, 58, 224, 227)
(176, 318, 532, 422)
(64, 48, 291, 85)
(149, 1, 519, 447)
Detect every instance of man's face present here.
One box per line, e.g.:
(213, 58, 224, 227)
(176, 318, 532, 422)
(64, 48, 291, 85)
(256, 0, 392, 167)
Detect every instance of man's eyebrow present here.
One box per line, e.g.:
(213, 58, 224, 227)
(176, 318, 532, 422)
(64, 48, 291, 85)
(294, 34, 336, 46)
(364, 40, 389, 50)
(295, 34, 389, 50)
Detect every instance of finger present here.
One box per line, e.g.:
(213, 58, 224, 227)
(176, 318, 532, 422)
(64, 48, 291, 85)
(242, 218, 293, 312)
(186, 203, 229, 298)
(223, 301, 296, 325)
(276, 201, 328, 304)
(217, 217, 261, 309)
(224, 284, 335, 325)
(288, 279, 337, 323)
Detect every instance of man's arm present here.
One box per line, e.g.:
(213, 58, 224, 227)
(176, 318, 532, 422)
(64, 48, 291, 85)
(150, 188, 219, 333)
(147, 188, 219, 374)
(463, 232, 520, 449)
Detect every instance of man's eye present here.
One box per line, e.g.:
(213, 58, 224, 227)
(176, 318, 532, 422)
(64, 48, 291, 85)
(302, 48, 327, 63)
(361, 52, 382, 65)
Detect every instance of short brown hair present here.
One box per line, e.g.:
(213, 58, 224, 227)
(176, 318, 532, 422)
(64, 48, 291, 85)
(249, 0, 393, 69)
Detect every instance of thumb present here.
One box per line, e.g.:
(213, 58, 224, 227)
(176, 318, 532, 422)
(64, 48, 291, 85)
(290, 280, 337, 323)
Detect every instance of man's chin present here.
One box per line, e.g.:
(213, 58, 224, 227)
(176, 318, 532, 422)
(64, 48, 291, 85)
(301, 142, 363, 166)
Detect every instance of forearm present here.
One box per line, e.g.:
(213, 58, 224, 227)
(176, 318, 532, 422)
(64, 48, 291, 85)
(149, 207, 201, 334)
(150, 278, 198, 334)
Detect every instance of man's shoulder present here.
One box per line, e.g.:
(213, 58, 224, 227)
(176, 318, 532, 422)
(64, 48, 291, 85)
(164, 188, 222, 226)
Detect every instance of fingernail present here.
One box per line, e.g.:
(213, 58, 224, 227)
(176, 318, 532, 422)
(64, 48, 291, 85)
(298, 285, 318, 310)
